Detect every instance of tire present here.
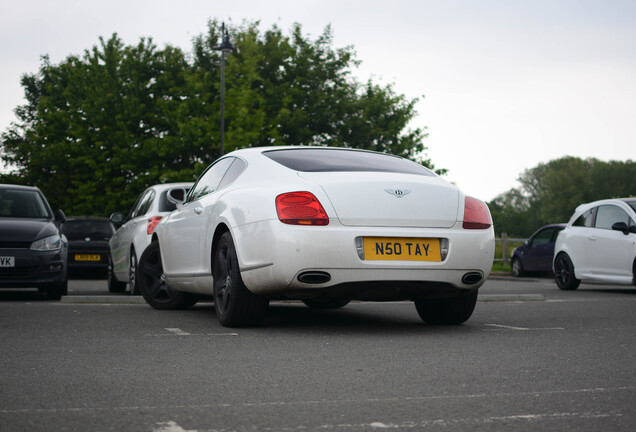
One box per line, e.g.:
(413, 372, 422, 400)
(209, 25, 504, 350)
(414, 290, 478, 325)
(511, 257, 525, 277)
(213, 232, 269, 327)
(137, 241, 197, 310)
(128, 250, 139, 295)
(554, 253, 580, 291)
(302, 298, 351, 309)
(45, 280, 68, 300)
(107, 254, 127, 293)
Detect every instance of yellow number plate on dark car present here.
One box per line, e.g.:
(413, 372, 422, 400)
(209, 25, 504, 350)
(363, 237, 441, 261)
(75, 254, 101, 262)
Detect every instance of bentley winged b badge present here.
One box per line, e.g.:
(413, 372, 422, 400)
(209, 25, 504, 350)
(385, 189, 411, 198)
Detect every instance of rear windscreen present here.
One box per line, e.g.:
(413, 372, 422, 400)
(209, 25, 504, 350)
(62, 221, 114, 240)
(263, 148, 435, 176)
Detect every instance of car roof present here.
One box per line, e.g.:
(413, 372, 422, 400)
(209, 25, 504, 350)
(65, 216, 112, 222)
(148, 182, 194, 191)
(0, 184, 41, 192)
(572, 198, 636, 216)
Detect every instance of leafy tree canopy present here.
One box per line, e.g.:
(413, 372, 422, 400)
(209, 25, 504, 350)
(1, 20, 439, 216)
(489, 156, 636, 237)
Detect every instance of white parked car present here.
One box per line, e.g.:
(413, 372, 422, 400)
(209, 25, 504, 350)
(108, 183, 192, 294)
(137, 147, 495, 326)
(553, 198, 636, 290)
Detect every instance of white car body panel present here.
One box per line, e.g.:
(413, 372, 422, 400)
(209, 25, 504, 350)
(298, 172, 460, 228)
(157, 147, 495, 301)
(109, 182, 193, 284)
(554, 198, 636, 285)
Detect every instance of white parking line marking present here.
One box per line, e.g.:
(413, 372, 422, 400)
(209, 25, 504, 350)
(144, 329, 238, 337)
(165, 328, 191, 335)
(154, 420, 198, 432)
(485, 324, 565, 331)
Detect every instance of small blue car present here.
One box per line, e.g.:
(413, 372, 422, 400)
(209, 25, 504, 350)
(511, 224, 566, 277)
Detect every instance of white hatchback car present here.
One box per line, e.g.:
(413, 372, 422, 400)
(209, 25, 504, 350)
(136, 147, 495, 327)
(108, 183, 192, 294)
(553, 198, 636, 290)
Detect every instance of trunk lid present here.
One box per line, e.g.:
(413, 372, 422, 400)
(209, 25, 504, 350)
(299, 172, 460, 228)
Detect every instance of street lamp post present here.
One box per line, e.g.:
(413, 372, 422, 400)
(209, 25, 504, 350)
(216, 22, 234, 156)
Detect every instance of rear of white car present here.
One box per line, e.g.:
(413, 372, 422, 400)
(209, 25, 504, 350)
(146, 147, 495, 326)
(108, 182, 193, 294)
(234, 172, 493, 298)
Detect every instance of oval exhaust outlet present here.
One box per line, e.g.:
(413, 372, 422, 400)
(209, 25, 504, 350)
(462, 272, 482, 285)
(297, 271, 331, 284)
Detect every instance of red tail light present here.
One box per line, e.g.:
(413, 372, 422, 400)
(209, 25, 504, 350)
(147, 216, 163, 234)
(276, 192, 329, 226)
(462, 197, 492, 229)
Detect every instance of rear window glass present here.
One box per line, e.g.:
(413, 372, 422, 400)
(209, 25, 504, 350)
(62, 220, 114, 240)
(263, 148, 435, 176)
(572, 208, 595, 227)
(623, 199, 636, 214)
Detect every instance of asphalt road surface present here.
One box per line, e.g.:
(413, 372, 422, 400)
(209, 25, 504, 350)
(1, 275, 635, 431)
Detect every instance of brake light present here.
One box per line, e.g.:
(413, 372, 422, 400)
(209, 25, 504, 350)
(276, 192, 329, 226)
(462, 197, 492, 229)
(147, 216, 163, 234)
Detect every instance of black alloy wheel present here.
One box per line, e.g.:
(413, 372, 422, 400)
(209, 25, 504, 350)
(137, 241, 197, 310)
(554, 253, 580, 291)
(107, 254, 126, 293)
(213, 232, 269, 327)
(511, 257, 525, 277)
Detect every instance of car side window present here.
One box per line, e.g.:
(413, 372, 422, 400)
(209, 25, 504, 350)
(572, 208, 596, 227)
(595, 205, 631, 230)
(530, 228, 554, 245)
(551, 226, 565, 241)
(187, 158, 234, 202)
(218, 158, 247, 190)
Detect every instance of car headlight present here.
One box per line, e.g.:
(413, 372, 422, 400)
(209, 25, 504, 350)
(30, 234, 63, 251)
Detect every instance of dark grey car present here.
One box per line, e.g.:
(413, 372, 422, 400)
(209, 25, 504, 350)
(0, 184, 68, 299)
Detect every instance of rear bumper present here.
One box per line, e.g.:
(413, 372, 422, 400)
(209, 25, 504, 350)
(234, 219, 494, 298)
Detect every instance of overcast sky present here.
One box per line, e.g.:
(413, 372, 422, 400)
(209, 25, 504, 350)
(1, 0, 635, 201)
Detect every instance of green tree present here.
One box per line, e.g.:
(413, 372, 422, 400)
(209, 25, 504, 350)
(489, 156, 636, 237)
(1, 21, 441, 215)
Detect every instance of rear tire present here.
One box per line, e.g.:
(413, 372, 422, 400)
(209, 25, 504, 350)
(137, 241, 197, 310)
(302, 298, 350, 309)
(128, 250, 139, 295)
(107, 254, 127, 293)
(414, 290, 478, 325)
(554, 253, 580, 290)
(213, 232, 269, 327)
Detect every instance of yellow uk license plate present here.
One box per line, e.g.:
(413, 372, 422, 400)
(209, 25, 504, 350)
(75, 254, 101, 262)
(363, 237, 441, 261)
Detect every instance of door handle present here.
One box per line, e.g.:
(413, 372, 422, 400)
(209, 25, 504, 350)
(194, 207, 203, 215)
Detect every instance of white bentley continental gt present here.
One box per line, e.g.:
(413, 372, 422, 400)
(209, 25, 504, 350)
(136, 147, 495, 327)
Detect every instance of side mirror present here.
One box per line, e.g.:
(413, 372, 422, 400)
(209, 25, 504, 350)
(55, 209, 67, 224)
(611, 222, 630, 235)
(167, 188, 187, 205)
(110, 212, 125, 226)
